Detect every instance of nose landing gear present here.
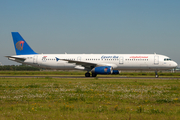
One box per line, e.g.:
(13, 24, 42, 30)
(155, 71, 159, 78)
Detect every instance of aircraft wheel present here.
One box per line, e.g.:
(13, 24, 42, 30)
(155, 71, 159, 78)
(155, 75, 159, 78)
(92, 73, 97, 77)
(85, 72, 90, 77)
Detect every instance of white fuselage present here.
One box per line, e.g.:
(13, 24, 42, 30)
(10, 54, 177, 71)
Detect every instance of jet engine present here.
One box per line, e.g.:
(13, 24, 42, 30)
(91, 66, 113, 74)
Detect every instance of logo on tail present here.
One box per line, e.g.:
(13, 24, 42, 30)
(16, 41, 24, 51)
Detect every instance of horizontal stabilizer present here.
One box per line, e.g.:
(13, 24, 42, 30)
(5, 56, 26, 62)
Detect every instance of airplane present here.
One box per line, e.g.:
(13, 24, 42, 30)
(6, 32, 178, 78)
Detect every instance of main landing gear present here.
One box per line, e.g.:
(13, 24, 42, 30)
(85, 72, 97, 77)
(92, 73, 97, 77)
(155, 71, 159, 78)
(85, 72, 90, 77)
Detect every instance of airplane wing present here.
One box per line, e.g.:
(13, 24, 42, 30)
(61, 59, 97, 69)
(61, 59, 117, 70)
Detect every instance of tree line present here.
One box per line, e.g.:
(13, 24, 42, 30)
(0, 65, 40, 71)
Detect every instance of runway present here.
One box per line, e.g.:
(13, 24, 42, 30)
(0, 76, 179, 79)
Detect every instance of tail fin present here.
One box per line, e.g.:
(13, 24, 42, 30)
(11, 32, 37, 55)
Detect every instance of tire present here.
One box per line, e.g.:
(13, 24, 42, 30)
(92, 73, 97, 77)
(85, 73, 90, 77)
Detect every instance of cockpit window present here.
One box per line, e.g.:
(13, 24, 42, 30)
(164, 58, 171, 61)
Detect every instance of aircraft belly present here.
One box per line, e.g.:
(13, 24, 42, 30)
(64, 63, 76, 70)
(56, 63, 65, 70)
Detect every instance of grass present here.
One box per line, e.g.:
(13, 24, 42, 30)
(0, 71, 86, 76)
(0, 71, 180, 78)
(0, 77, 180, 119)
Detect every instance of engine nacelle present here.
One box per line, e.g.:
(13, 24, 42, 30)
(91, 66, 113, 74)
(112, 70, 120, 74)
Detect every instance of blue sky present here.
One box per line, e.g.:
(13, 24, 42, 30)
(0, 0, 180, 65)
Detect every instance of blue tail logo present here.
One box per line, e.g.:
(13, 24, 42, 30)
(16, 41, 25, 51)
(12, 32, 37, 55)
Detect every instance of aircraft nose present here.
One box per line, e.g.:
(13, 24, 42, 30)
(173, 61, 178, 68)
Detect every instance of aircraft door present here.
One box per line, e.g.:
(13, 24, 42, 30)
(119, 56, 124, 64)
(77, 56, 81, 61)
(33, 56, 38, 64)
(154, 56, 159, 65)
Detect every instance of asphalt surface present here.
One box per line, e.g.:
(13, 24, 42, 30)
(0, 76, 179, 79)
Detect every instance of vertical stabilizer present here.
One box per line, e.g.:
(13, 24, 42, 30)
(11, 32, 37, 55)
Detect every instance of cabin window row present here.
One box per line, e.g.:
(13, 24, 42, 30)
(85, 59, 118, 61)
(42, 59, 56, 60)
(42, 58, 149, 61)
(64, 59, 75, 60)
(43, 59, 119, 61)
(42, 58, 76, 60)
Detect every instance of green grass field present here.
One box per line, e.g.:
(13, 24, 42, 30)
(0, 71, 180, 78)
(0, 77, 180, 119)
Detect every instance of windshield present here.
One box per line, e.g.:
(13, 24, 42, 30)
(164, 58, 171, 61)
